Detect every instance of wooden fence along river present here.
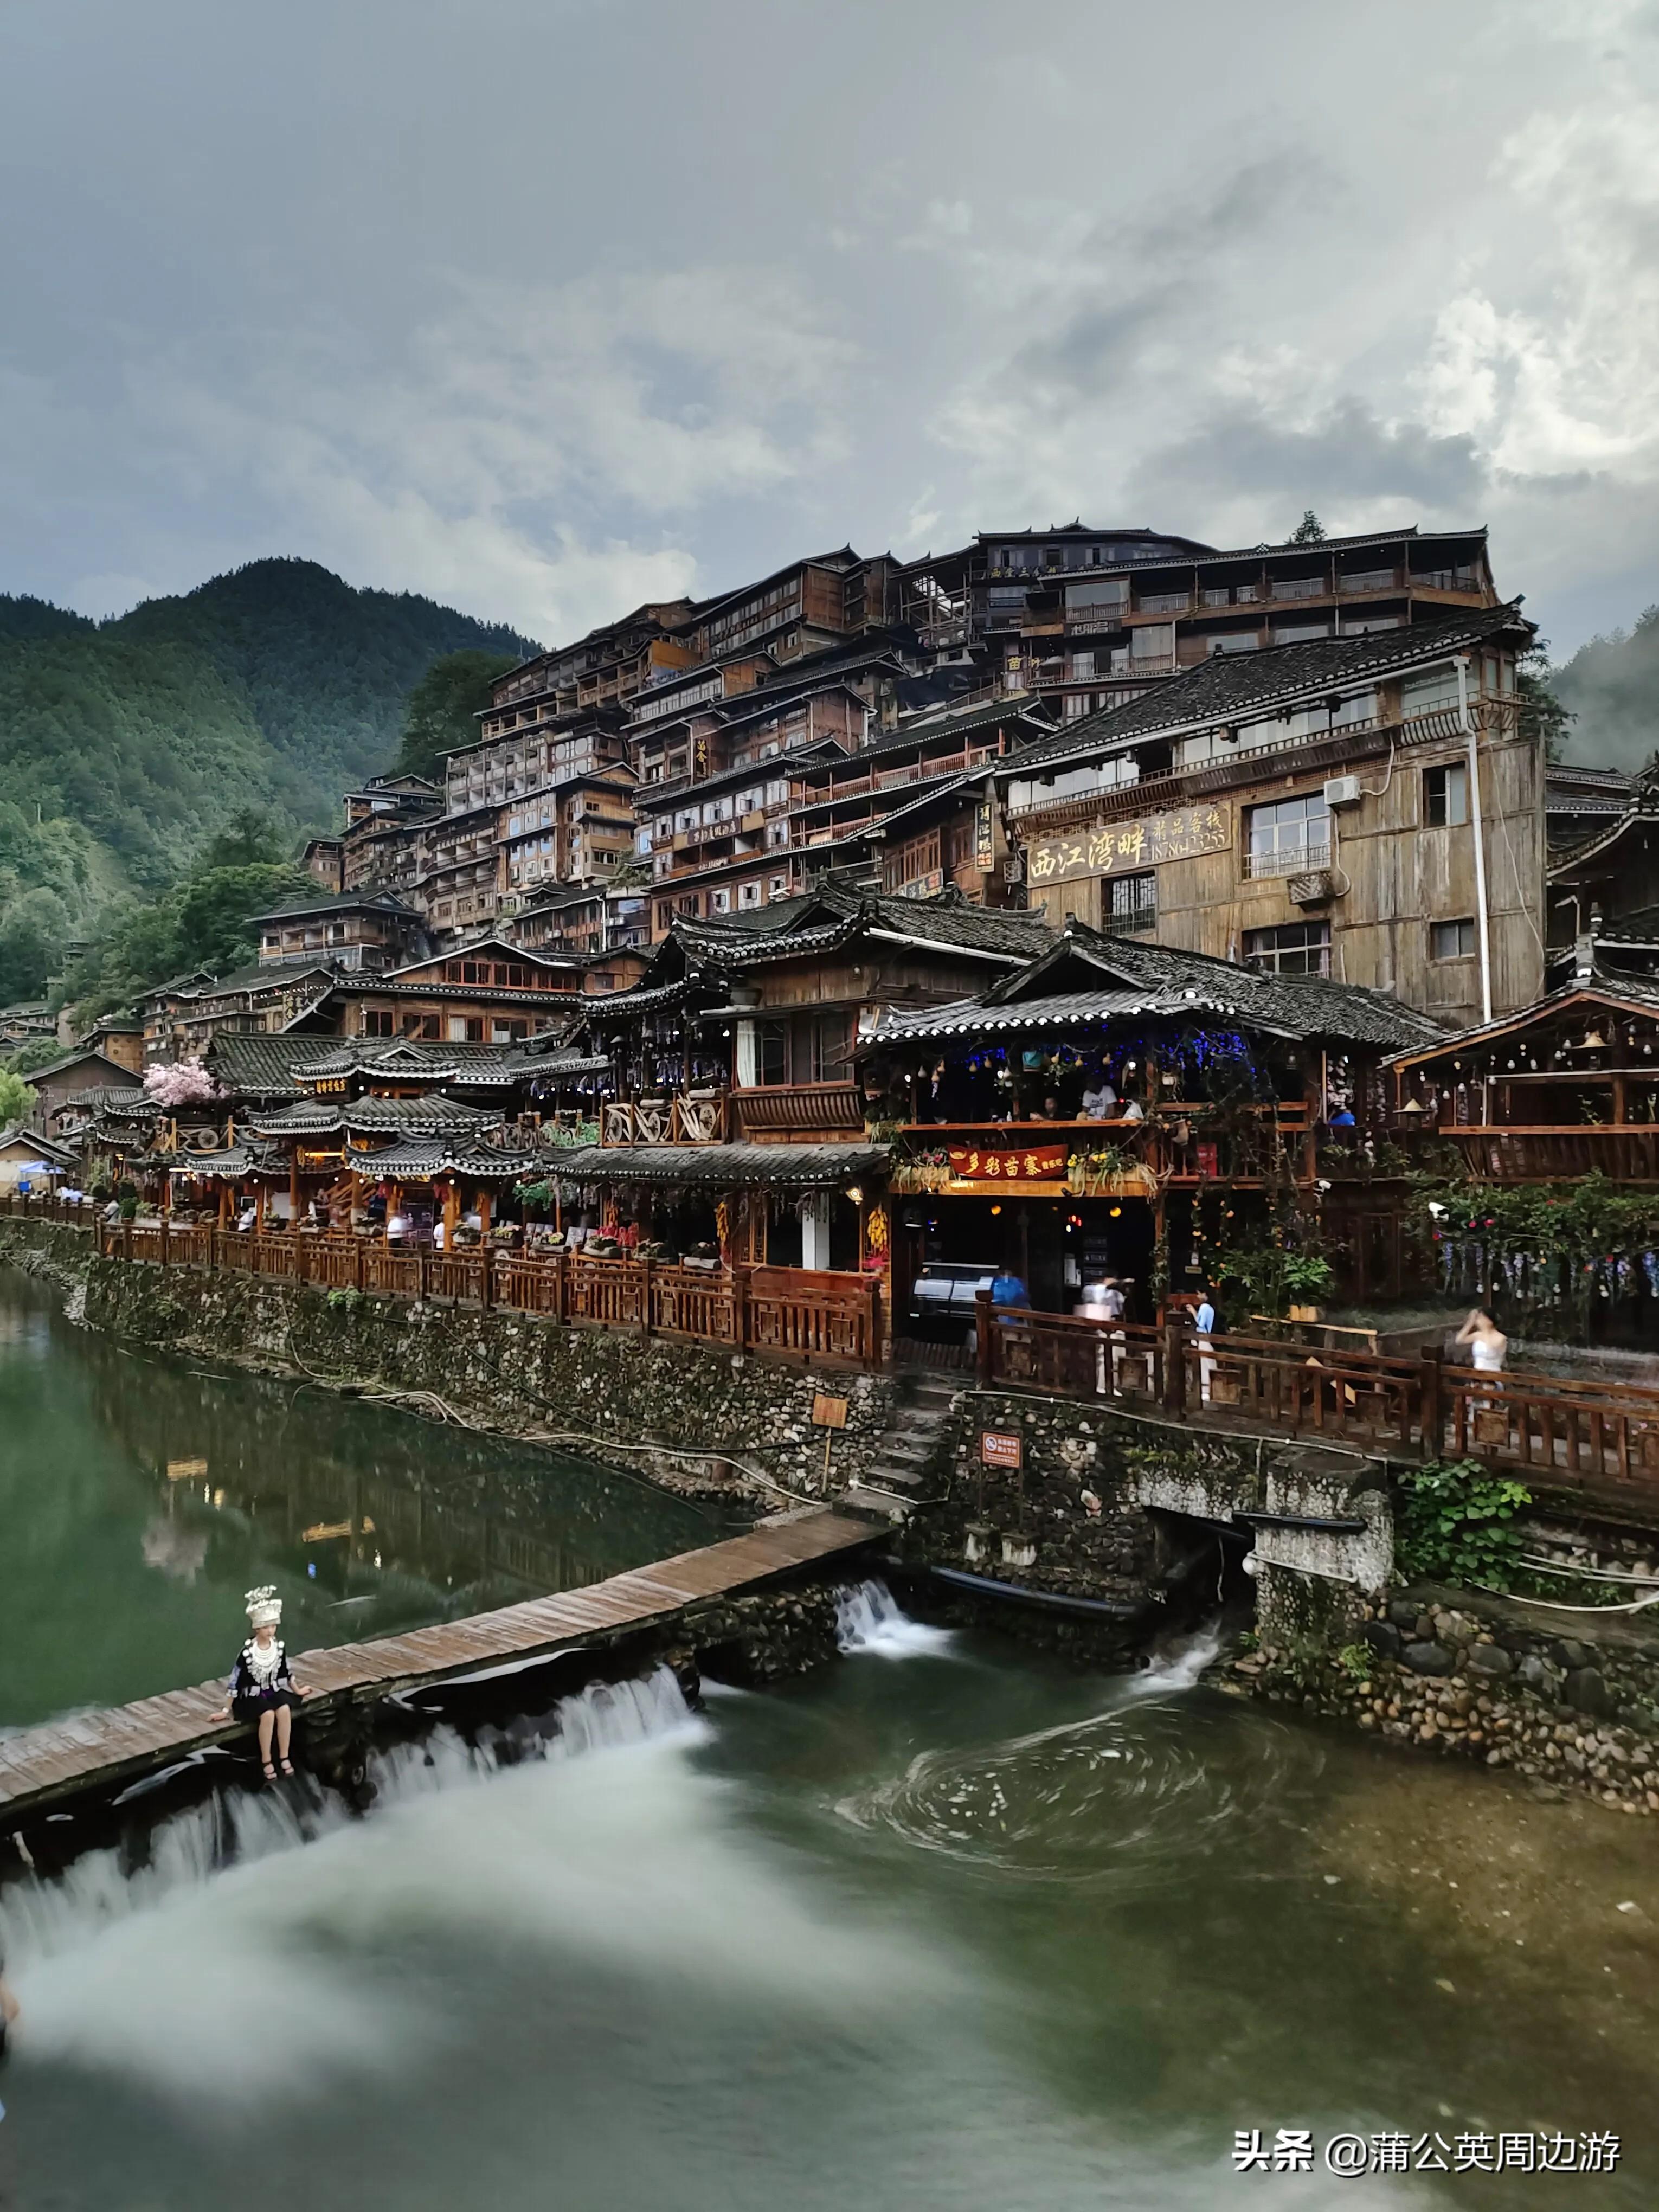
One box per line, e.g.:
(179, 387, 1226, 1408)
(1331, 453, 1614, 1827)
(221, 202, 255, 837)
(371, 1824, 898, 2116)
(975, 1298, 1659, 1514)
(70, 1212, 884, 1370)
(7, 1194, 1659, 1509)
(0, 1509, 880, 1822)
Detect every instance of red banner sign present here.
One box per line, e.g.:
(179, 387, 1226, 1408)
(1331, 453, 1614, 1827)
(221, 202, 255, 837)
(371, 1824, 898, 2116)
(947, 1145, 1068, 1183)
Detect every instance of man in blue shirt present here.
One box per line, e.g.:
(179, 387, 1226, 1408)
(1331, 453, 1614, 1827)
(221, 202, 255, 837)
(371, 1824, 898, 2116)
(990, 1271, 1030, 1308)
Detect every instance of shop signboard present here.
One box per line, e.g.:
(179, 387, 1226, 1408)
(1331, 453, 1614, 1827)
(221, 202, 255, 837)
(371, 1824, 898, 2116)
(1025, 801, 1231, 888)
(946, 1144, 1069, 1183)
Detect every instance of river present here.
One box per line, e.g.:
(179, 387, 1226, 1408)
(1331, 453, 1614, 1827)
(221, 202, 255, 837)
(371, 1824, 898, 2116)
(0, 1266, 723, 1726)
(4, 1274, 1658, 2208)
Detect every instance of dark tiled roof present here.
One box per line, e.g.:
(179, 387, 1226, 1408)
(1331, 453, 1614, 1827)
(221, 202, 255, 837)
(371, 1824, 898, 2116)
(252, 890, 422, 924)
(1006, 605, 1531, 774)
(858, 696, 1053, 756)
(874, 924, 1441, 1052)
(1387, 971, 1659, 1066)
(204, 1034, 343, 1098)
(248, 1097, 501, 1138)
(63, 1085, 153, 1114)
(550, 1142, 887, 1190)
(343, 1139, 543, 1180)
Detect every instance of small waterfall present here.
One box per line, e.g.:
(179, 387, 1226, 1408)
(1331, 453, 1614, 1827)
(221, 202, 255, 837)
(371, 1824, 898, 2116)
(1124, 1619, 1225, 1696)
(834, 1579, 957, 1660)
(0, 1666, 697, 1975)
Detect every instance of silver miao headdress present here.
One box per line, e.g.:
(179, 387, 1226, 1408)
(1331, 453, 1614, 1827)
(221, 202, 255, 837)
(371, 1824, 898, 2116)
(244, 1585, 282, 1630)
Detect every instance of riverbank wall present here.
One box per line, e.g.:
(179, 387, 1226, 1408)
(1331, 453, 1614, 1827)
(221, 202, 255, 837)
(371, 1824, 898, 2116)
(0, 1220, 898, 1507)
(896, 1385, 1390, 1652)
(1233, 1587, 1659, 1817)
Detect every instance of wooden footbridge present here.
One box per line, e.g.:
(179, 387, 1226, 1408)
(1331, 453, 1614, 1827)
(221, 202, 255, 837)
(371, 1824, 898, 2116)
(0, 1509, 878, 1825)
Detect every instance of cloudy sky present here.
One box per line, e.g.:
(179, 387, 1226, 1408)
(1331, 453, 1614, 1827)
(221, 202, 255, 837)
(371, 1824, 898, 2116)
(3, 0, 1656, 658)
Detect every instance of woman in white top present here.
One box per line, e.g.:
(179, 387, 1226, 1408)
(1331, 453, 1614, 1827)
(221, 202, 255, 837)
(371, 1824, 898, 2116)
(1459, 1291, 1513, 1398)
(1456, 1306, 1507, 1373)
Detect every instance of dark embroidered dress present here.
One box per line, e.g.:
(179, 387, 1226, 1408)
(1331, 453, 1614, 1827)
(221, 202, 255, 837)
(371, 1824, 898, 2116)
(227, 1638, 302, 1724)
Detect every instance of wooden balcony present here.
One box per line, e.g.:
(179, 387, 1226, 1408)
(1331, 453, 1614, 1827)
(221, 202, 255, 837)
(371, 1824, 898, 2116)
(1427, 1126, 1659, 1183)
(602, 1095, 728, 1146)
(732, 1082, 866, 1138)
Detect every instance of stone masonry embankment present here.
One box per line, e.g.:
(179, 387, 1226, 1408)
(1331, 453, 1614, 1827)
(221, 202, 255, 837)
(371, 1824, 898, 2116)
(1235, 1589, 1659, 1818)
(0, 1221, 897, 1507)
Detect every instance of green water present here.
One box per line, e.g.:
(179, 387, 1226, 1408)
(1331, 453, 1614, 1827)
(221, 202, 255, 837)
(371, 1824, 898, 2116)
(5, 1268, 1659, 2209)
(0, 1267, 723, 1725)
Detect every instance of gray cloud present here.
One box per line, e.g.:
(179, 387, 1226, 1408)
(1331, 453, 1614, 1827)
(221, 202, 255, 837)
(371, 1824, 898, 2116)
(0, 1, 1653, 650)
(1130, 399, 1491, 519)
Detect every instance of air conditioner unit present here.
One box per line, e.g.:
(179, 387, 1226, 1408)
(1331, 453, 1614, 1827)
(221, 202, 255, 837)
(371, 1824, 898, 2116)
(1323, 775, 1362, 808)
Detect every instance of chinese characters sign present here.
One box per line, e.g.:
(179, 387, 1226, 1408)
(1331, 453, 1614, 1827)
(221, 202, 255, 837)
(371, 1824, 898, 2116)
(980, 1430, 1024, 1470)
(1026, 802, 1231, 887)
(947, 1145, 1068, 1182)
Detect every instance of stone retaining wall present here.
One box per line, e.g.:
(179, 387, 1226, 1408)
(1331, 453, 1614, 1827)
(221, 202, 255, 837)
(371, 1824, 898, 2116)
(0, 1225, 898, 1507)
(1236, 1590, 1659, 1818)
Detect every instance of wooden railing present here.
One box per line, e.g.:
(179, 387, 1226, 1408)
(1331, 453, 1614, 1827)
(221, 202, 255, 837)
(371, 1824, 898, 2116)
(974, 1296, 1659, 1506)
(1428, 1127, 1659, 1182)
(0, 1192, 98, 1227)
(732, 1082, 865, 1137)
(88, 1223, 883, 1369)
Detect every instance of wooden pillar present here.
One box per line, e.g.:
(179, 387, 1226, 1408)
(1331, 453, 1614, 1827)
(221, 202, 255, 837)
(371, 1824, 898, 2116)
(974, 1288, 993, 1387)
(1614, 1075, 1628, 1126)
(1162, 1319, 1186, 1416)
(443, 1180, 460, 1244)
(477, 1189, 492, 1237)
(1419, 1348, 1444, 1463)
(288, 1152, 300, 1227)
(256, 1184, 266, 1231)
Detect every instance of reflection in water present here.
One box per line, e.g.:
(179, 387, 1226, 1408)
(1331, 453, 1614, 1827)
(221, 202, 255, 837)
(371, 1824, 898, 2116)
(0, 1266, 729, 1726)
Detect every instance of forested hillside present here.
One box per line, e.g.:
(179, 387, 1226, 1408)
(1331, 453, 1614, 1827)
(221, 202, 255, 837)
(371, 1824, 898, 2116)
(0, 560, 537, 1001)
(1554, 605, 1659, 773)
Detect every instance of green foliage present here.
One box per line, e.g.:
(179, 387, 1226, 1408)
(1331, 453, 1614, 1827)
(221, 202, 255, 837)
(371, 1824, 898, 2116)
(0, 1069, 38, 1126)
(1335, 1643, 1373, 1684)
(1515, 635, 1575, 763)
(56, 858, 315, 1022)
(0, 561, 537, 998)
(0, 595, 94, 645)
(395, 648, 522, 783)
(7, 1037, 63, 1076)
(1290, 510, 1326, 543)
(1218, 1245, 1335, 1317)
(1552, 602, 1659, 774)
(1420, 1173, 1659, 1309)
(1394, 1458, 1532, 1591)
(325, 1287, 364, 1312)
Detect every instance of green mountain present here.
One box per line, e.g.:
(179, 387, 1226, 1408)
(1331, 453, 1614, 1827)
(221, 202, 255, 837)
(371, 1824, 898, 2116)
(0, 559, 537, 1000)
(1554, 605, 1659, 773)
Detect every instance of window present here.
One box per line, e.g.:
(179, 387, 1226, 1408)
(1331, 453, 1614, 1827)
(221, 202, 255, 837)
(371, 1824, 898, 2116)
(806, 1013, 848, 1083)
(1424, 762, 1469, 828)
(740, 880, 762, 908)
(711, 888, 731, 914)
(1244, 922, 1332, 977)
(1102, 871, 1156, 934)
(403, 1013, 441, 1039)
(361, 1008, 394, 1037)
(756, 1020, 788, 1086)
(1245, 794, 1330, 877)
(1431, 918, 1476, 960)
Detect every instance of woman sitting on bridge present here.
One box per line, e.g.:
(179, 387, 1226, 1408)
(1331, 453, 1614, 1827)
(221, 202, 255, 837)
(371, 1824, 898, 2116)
(211, 1586, 311, 1781)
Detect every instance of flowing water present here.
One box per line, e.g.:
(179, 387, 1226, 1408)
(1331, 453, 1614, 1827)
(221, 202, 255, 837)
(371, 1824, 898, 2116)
(0, 1266, 724, 1725)
(5, 1275, 1659, 2208)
